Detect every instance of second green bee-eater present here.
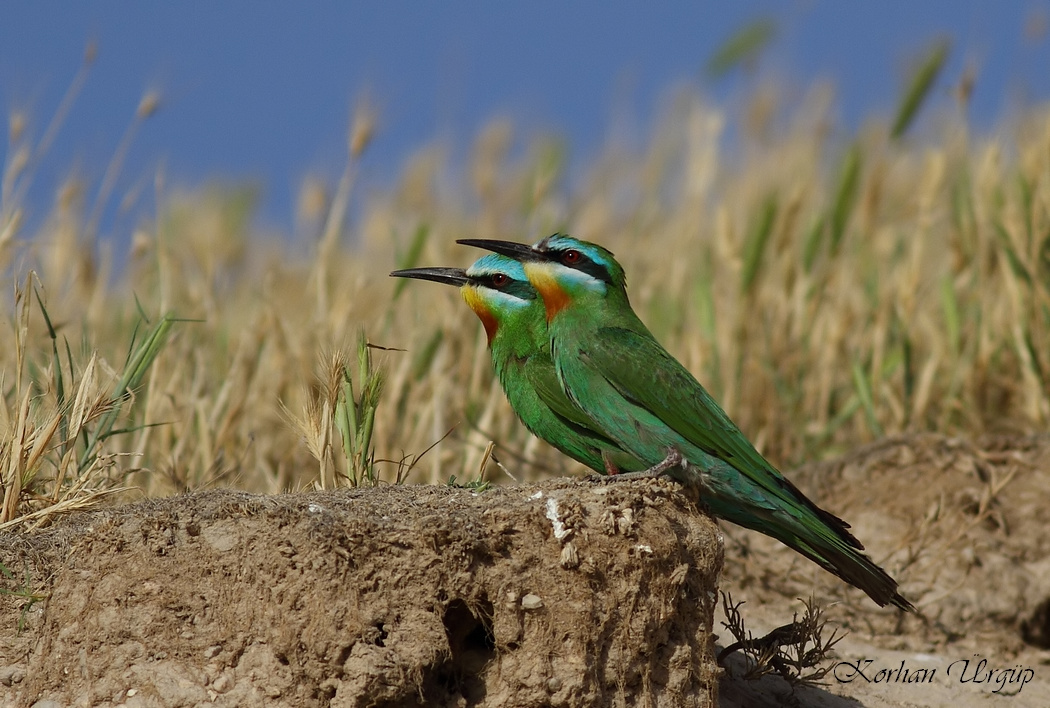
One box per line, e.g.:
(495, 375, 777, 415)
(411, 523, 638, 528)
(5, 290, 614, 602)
(460, 234, 913, 611)
(391, 253, 644, 476)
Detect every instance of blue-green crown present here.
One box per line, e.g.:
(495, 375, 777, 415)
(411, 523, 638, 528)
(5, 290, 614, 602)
(466, 253, 537, 301)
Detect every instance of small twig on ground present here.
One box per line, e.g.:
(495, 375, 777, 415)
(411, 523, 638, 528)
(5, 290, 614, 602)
(718, 591, 845, 687)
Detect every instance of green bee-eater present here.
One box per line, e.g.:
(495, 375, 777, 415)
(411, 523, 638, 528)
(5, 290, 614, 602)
(459, 235, 913, 611)
(391, 253, 645, 476)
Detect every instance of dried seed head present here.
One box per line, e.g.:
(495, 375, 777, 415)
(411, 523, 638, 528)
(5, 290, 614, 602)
(349, 103, 376, 160)
(59, 179, 84, 211)
(297, 177, 329, 225)
(137, 91, 162, 120)
(131, 228, 153, 260)
(1024, 8, 1048, 43)
(9, 110, 26, 144)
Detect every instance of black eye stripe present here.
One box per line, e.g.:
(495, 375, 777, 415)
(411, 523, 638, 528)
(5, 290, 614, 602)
(548, 250, 613, 285)
(468, 273, 537, 300)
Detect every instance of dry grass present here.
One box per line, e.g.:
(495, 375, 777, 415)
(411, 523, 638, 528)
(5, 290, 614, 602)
(1, 51, 1049, 528)
(718, 592, 844, 686)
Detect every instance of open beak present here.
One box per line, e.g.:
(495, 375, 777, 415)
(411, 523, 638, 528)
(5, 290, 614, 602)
(456, 239, 540, 261)
(389, 267, 469, 287)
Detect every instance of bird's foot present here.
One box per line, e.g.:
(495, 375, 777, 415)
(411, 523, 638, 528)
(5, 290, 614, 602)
(590, 448, 685, 483)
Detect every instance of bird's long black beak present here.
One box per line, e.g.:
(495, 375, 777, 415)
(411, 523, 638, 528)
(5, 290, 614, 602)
(389, 267, 469, 286)
(456, 238, 540, 261)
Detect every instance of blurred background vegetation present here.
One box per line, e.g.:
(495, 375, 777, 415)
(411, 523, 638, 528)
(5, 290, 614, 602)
(1, 34, 1048, 529)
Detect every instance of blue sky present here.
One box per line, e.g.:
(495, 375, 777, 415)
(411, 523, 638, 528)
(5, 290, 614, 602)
(2, 1, 1048, 236)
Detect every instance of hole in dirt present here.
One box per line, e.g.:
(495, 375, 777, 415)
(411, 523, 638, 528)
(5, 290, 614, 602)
(421, 597, 496, 705)
(374, 621, 388, 647)
(1021, 597, 1050, 648)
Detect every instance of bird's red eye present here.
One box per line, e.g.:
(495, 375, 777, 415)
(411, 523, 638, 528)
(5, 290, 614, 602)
(491, 273, 508, 287)
(562, 250, 582, 265)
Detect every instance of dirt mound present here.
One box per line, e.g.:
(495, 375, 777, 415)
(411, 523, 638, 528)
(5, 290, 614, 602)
(3, 433, 1048, 707)
(0, 478, 722, 708)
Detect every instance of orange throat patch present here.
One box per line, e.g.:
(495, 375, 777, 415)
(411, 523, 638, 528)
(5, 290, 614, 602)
(524, 264, 571, 322)
(462, 287, 499, 344)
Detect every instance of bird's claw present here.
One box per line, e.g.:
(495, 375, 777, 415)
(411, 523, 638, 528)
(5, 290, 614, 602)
(587, 448, 685, 483)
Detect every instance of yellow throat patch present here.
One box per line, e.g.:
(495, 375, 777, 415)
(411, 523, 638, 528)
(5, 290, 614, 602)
(462, 286, 499, 344)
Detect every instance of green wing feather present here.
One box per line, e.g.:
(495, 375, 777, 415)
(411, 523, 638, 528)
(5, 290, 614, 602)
(578, 326, 856, 537)
(524, 355, 645, 472)
(523, 355, 607, 431)
(498, 352, 640, 473)
(580, 328, 776, 472)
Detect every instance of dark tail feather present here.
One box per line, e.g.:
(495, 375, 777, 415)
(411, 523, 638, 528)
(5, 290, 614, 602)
(793, 535, 911, 605)
(789, 528, 914, 611)
(714, 467, 914, 609)
(724, 504, 915, 610)
(772, 474, 914, 611)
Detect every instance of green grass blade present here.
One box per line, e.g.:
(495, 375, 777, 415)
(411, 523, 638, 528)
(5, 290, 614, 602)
(891, 38, 950, 140)
(802, 215, 826, 273)
(851, 358, 884, 437)
(79, 313, 176, 473)
(829, 144, 862, 256)
(335, 368, 356, 484)
(33, 286, 69, 447)
(893, 310, 915, 411)
(412, 329, 444, 380)
(694, 260, 722, 399)
(393, 224, 431, 300)
(993, 220, 1034, 286)
(740, 193, 778, 294)
(1021, 328, 1046, 392)
(1039, 232, 1050, 291)
(705, 18, 777, 80)
(1018, 172, 1034, 249)
(98, 421, 171, 440)
(332, 332, 387, 486)
(939, 275, 960, 358)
